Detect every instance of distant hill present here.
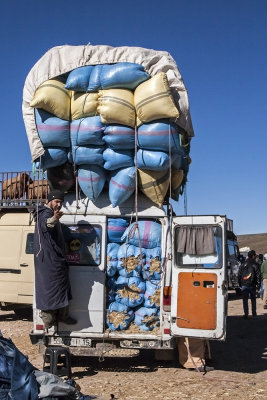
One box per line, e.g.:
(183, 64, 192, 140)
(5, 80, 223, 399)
(237, 233, 267, 254)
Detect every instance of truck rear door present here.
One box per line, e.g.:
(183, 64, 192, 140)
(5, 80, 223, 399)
(171, 215, 227, 339)
(58, 214, 106, 334)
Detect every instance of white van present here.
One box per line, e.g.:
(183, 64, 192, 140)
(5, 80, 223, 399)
(0, 210, 34, 316)
(30, 192, 228, 355)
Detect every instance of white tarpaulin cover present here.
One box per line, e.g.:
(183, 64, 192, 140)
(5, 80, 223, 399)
(22, 44, 194, 161)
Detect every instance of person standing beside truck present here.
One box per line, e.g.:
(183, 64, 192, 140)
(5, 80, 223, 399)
(238, 250, 261, 318)
(33, 189, 76, 329)
(260, 253, 267, 309)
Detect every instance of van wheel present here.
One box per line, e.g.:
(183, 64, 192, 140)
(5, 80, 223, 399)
(14, 308, 32, 320)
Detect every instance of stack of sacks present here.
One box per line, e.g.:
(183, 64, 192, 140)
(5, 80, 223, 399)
(134, 72, 189, 206)
(65, 63, 149, 205)
(30, 62, 189, 205)
(106, 219, 161, 331)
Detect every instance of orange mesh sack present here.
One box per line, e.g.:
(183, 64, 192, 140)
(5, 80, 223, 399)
(30, 79, 71, 120)
(134, 73, 179, 126)
(138, 169, 170, 206)
(98, 89, 136, 128)
(71, 92, 99, 120)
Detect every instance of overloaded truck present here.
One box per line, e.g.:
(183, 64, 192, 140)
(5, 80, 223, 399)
(1, 44, 230, 355)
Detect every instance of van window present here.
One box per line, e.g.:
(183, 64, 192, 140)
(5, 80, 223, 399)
(62, 223, 101, 266)
(175, 225, 222, 268)
(25, 233, 34, 254)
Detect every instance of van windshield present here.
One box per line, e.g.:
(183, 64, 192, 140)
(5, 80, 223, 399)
(62, 223, 101, 266)
(175, 225, 222, 268)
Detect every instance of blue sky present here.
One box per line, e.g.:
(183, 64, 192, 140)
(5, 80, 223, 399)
(0, 0, 266, 235)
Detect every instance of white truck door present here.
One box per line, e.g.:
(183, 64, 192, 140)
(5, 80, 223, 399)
(18, 228, 35, 303)
(171, 215, 227, 340)
(59, 215, 106, 333)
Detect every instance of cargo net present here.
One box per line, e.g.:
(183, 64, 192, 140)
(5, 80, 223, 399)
(0, 170, 49, 207)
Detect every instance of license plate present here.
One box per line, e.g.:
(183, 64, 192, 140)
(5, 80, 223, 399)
(49, 337, 91, 347)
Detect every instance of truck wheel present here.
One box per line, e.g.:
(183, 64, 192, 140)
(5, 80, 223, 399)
(14, 308, 32, 320)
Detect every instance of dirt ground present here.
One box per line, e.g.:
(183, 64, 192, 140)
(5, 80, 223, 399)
(0, 292, 267, 400)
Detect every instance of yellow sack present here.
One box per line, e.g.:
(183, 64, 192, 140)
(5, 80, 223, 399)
(30, 79, 71, 121)
(138, 169, 170, 206)
(98, 89, 136, 128)
(71, 92, 99, 120)
(134, 73, 179, 126)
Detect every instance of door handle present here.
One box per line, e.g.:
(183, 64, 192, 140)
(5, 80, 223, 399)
(20, 263, 28, 267)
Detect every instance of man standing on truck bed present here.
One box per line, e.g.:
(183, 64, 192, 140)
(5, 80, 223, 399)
(33, 189, 76, 329)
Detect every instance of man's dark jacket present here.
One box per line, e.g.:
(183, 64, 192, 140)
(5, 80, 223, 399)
(33, 205, 71, 310)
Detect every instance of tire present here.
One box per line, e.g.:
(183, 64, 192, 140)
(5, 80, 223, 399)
(14, 307, 33, 320)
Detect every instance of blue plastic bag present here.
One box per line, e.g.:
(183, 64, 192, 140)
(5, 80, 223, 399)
(137, 120, 184, 154)
(100, 62, 150, 90)
(106, 301, 134, 331)
(115, 276, 145, 308)
(103, 148, 134, 171)
(143, 247, 162, 280)
(144, 280, 161, 308)
(109, 166, 136, 207)
(35, 108, 70, 148)
(121, 220, 161, 249)
(34, 147, 68, 170)
(117, 243, 143, 277)
(107, 243, 120, 277)
(88, 65, 103, 91)
(103, 125, 135, 150)
(71, 116, 105, 146)
(107, 218, 128, 243)
(134, 306, 159, 331)
(65, 65, 94, 91)
(72, 145, 105, 166)
(78, 164, 106, 202)
(136, 149, 170, 171)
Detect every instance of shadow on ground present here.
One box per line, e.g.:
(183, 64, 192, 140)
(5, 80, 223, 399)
(211, 314, 267, 374)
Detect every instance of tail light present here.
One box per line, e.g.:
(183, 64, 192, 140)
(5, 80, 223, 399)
(163, 286, 172, 311)
(36, 324, 44, 330)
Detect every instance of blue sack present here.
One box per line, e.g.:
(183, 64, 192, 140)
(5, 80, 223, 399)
(137, 149, 170, 171)
(137, 120, 184, 154)
(100, 62, 150, 90)
(143, 247, 162, 280)
(109, 166, 136, 207)
(117, 243, 143, 277)
(78, 164, 106, 202)
(144, 280, 161, 308)
(72, 145, 105, 166)
(107, 277, 117, 289)
(88, 65, 103, 91)
(107, 218, 128, 243)
(121, 221, 161, 249)
(103, 125, 135, 150)
(115, 276, 145, 308)
(35, 108, 70, 148)
(71, 116, 105, 146)
(107, 243, 120, 277)
(134, 306, 159, 331)
(103, 148, 134, 171)
(34, 147, 68, 170)
(106, 301, 134, 331)
(65, 65, 94, 91)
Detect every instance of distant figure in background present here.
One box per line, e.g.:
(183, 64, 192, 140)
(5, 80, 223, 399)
(238, 249, 261, 318)
(260, 253, 267, 309)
